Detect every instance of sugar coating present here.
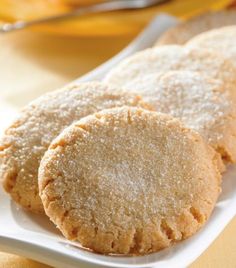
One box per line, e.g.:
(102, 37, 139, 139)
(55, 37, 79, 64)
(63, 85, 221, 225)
(125, 71, 236, 164)
(187, 26, 236, 68)
(104, 45, 236, 91)
(39, 107, 221, 255)
(0, 82, 149, 213)
(155, 10, 236, 45)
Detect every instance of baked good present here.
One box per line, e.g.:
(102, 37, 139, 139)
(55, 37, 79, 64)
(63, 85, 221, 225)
(125, 71, 236, 164)
(39, 107, 221, 255)
(187, 26, 236, 67)
(155, 10, 236, 46)
(104, 46, 236, 94)
(0, 82, 149, 213)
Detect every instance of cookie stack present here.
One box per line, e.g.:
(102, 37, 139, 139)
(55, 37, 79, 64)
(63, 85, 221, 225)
(1, 12, 236, 256)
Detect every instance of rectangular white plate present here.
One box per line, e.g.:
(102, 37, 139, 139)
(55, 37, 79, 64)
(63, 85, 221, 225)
(0, 14, 236, 268)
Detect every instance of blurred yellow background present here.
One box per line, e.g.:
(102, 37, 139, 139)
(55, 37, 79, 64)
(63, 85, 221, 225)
(0, 0, 233, 36)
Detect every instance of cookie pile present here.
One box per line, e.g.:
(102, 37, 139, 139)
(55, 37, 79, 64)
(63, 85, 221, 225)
(1, 16, 236, 256)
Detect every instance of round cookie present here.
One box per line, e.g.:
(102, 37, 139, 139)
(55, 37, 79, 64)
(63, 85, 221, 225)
(0, 82, 149, 213)
(155, 10, 236, 46)
(39, 107, 221, 255)
(104, 45, 236, 92)
(125, 71, 236, 164)
(187, 26, 236, 68)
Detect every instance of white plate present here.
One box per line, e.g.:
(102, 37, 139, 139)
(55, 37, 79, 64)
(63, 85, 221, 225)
(0, 14, 236, 268)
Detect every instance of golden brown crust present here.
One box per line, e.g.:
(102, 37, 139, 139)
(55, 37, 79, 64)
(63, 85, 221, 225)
(0, 82, 149, 213)
(39, 107, 221, 255)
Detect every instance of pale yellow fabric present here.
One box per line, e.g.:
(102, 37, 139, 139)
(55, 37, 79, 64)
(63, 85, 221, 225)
(0, 25, 236, 268)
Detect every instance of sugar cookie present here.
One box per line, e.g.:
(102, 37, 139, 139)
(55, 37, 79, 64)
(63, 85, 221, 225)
(125, 71, 236, 164)
(104, 46, 236, 92)
(0, 82, 149, 213)
(187, 26, 236, 67)
(39, 107, 221, 255)
(155, 10, 236, 45)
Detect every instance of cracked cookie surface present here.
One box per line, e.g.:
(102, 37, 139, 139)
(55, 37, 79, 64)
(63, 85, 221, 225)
(0, 82, 148, 213)
(39, 107, 221, 255)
